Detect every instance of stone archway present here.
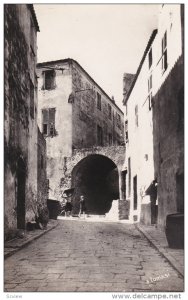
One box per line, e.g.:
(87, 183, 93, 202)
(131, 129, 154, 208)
(71, 154, 119, 215)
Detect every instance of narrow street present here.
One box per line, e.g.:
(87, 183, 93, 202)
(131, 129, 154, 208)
(4, 220, 183, 292)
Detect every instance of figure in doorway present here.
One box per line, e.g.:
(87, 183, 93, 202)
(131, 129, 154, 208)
(79, 195, 86, 218)
(65, 199, 73, 217)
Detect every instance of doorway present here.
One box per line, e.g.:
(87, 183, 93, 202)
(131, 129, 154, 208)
(133, 175, 138, 210)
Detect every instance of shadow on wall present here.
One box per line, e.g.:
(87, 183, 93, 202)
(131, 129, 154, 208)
(71, 154, 119, 215)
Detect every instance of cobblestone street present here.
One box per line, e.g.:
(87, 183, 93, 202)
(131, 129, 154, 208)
(4, 220, 184, 292)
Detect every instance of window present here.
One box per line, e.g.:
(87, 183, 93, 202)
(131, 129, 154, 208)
(108, 133, 112, 145)
(148, 48, 152, 69)
(43, 70, 56, 90)
(125, 120, 128, 142)
(117, 113, 121, 129)
(97, 125, 103, 146)
(97, 92, 101, 110)
(30, 80, 34, 119)
(135, 105, 138, 127)
(42, 108, 56, 137)
(43, 124, 48, 135)
(148, 74, 153, 111)
(108, 104, 112, 119)
(162, 31, 168, 72)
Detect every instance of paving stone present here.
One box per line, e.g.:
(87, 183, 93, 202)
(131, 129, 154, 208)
(4, 220, 184, 292)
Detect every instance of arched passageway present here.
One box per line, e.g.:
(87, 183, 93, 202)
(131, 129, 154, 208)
(71, 154, 119, 215)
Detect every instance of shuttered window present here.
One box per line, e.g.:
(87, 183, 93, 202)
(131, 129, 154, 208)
(42, 108, 56, 137)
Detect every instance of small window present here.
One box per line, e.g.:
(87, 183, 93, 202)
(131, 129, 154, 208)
(97, 125, 103, 146)
(108, 104, 112, 119)
(117, 113, 121, 129)
(162, 31, 168, 72)
(42, 108, 56, 137)
(135, 105, 138, 127)
(148, 48, 152, 69)
(97, 93, 101, 110)
(43, 124, 48, 135)
(125, 120, 128, 142)
(50, 123, 55, 137)
(43, 70, 56, 90)
(148, 74, 152, 93)
(148, 93, 152, 111)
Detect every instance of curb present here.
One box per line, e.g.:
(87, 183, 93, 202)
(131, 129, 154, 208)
(4, 222, 59, 259)
(136, 225, 184, 278)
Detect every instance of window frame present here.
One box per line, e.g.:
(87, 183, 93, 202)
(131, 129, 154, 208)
(97, 92, 102, 111)
(42, 108, 56, 137)
(43, 69, 56, 90)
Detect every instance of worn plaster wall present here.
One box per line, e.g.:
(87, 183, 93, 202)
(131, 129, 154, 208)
(122, 33, 157, 224)
(4, 4, 39, 236)
(71, 61, 124, 148)
(122, 5, 183, 226)
(153, 56, 184, 228)
(37, 59, 124, 202)
(37, 61, 73, 200)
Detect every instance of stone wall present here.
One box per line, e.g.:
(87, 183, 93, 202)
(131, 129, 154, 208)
(4, 4, 39, 237)
(37, 128, 48, 207)
(152, 56, 184, 228)
(37, 59, 124, 202)
(37, 61, 73, 200)
(55, 146, 125, 205)
(71, 61, 124, 148)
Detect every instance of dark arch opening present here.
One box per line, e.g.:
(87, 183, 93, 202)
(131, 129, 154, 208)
(17, 157, 26, 229)
(71, 154, 119, 215)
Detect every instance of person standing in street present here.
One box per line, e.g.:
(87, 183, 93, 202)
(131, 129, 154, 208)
(79, 195, 86, 218)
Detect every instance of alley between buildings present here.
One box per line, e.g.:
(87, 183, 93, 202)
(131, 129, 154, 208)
(4, 220, 183, 292)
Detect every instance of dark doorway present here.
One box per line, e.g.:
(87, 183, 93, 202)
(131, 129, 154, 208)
(121, 170, 127, 200)
(176, 173, 184, 213)
(71, 155, 119, 215)
(17, 158, 26, 229)
(133, 175, 137, 210)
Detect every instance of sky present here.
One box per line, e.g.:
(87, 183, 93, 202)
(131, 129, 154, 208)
(34, 4, 159, 111)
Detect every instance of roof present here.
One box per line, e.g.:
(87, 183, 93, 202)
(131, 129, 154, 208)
(37, 58, 124, 115)
(28, 4, 40, 32)
(123, 29, 158, 105)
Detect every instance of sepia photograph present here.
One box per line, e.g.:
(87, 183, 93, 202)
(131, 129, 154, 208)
(4, 2, 184, 296)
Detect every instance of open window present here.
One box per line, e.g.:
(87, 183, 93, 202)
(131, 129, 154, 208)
(43, 70, 56, 90)
(42, 108, 56, 137)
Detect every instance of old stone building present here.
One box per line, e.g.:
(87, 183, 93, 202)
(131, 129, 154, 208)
(4, 4, 47, 238)
(37, 59, 125, 216)
(122, 4, 184, 228)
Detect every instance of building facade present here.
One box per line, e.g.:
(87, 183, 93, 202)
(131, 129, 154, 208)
(122, 4, 184, 227)
(4, 5, 47, 238)
(37, 59, 124, 214)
